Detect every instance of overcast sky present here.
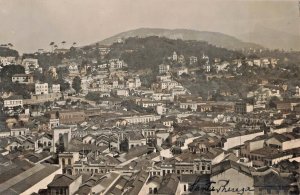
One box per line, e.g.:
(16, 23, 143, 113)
(0, 0, 299, 53)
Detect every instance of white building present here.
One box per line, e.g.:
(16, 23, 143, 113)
(3, 96, 23, 108)
(119, 114, 161, 125)
(177, 67, 188, 76)
(158, 64, 170, 74)
(189, 56, 197, 65)
(51, 84, 60, 93)
(10, 128, 30, 137)
(156, 104, 167, 115)
(210, 161, 254, 195)
(35, 83, 49, 95)
(0, 56, 16, 66)
(253, 59, 261, 66)
(172, 51, 178, 61)
(223, 130, 264, 151)
(12, 74, 34, 84)
(135, 76, 142, 88)
(115, 89, 129, 97)
(109, 59, 125, 69)
(68, 63, 79, 75)
(22, 58, 39, 71)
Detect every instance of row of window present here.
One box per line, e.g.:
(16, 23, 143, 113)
(74, 168, 113, 174)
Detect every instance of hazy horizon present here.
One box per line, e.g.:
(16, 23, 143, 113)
(0, 0, 299, 53)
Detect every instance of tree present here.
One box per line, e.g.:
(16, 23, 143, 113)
(49, 42, 55, 52)
(0, 65, 25, 81)
(0, 46, 19, 57)
(58, 78, 70, 91)
(269, 96, 280, 109)
(72, 76, 81, 93)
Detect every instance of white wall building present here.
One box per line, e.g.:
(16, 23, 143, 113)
(51, 84, 61, 93)
(3, 96, 23, 108)
(0, 56, 16, 66)
(35, 83, 49, 95)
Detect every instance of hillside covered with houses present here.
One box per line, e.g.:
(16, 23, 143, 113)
(0, 35, 300, 194)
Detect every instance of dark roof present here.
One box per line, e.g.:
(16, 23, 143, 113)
(75, 185, 92, 195)
(48, 174, 80, 187)
(24, 151, 51, 163)
(106, 175, 132, 195)
(0, 158, 34, 183)
(126, 171, 149, 195)
(254, 170, 293, 187)
(12, 74, 32, 77)
(0, 164, 60, 195)
(211, 160, 253, 177)
(4, 95, 23, 100)
(157, 174, 179, 195)
(118, 145, 150, 162)
(271, 132, 300, 143)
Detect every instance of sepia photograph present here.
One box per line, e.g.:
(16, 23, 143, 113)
(0, 0, 299, 194)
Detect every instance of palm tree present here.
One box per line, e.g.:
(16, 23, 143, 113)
(61, 41, 66, 49)
(7, 43, 13, 48)
(73, 42, 77, 47)
(50, 42, 55, 52)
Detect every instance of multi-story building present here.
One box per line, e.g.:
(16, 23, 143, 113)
(235, 102, 254, 114)
(117, 114, 161, 126)
(3, 95, 23, 108)
(51, 84, 61, 93)
(35, 83, 49, 95)
(158, 64, 170, 74)
(22, 58, 39, 71)
(12, 74, 34, 84)
(189, 56, 198, 65)
(10, 128, 30, 137)
(0, 56, 16, 66)
(172, 51, 178, 61)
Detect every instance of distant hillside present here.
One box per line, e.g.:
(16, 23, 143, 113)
(94, 28, 263, 50)
(104, 36, 244, 73)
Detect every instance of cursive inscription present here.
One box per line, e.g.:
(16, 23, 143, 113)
(190, 179, 255, 195)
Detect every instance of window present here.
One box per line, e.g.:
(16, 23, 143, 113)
(68, 158, 71, 165)
(184, 185, 187, 191)
(154, 188, 158, 194)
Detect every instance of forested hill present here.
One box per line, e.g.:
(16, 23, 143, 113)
(105, 36, 244, 70)
(94, 28, 263, 50)
(0, 46, 19, 57)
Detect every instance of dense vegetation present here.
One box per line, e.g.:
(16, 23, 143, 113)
(0, 46, 19, 57)
(106, 36, 244, 71)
